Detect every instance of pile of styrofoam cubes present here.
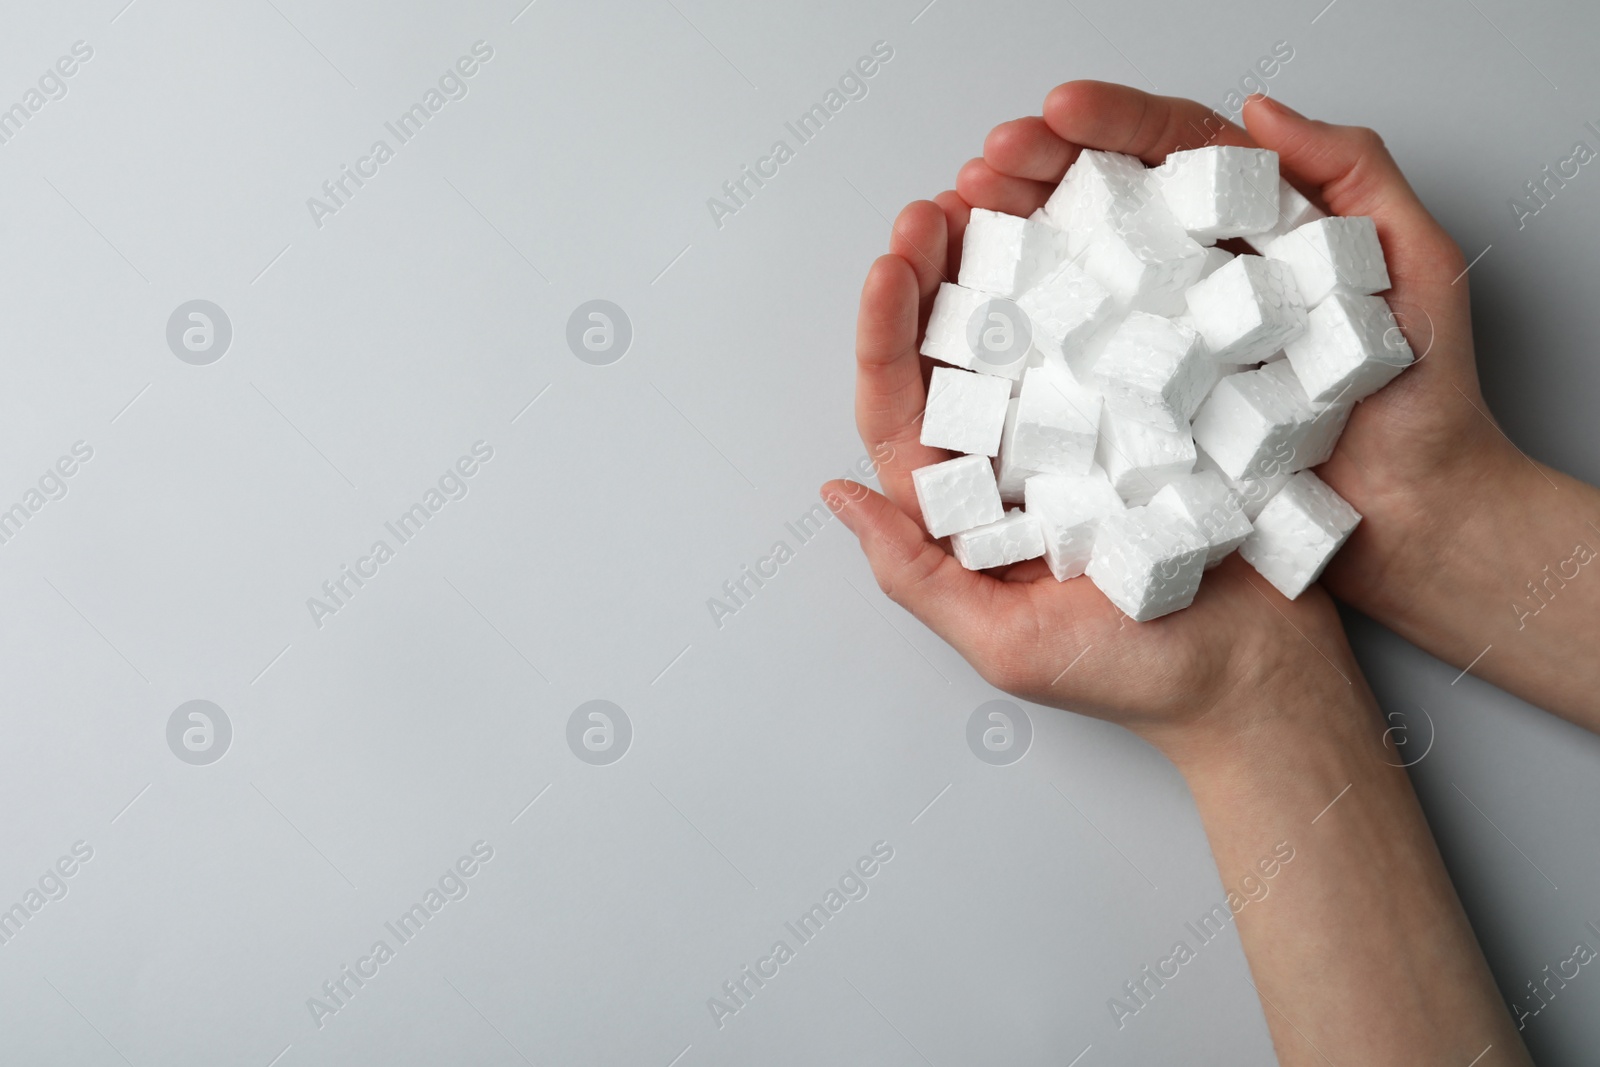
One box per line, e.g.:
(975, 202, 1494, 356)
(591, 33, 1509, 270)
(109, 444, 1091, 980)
(913, 146, 1412, 621)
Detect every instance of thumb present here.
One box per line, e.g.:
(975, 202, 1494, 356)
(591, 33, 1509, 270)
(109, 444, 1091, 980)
(821, 479, 995, 645)
(1241, 94, 1470, 294)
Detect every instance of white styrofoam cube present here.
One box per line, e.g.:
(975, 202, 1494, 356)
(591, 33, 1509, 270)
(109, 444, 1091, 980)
(1239, 470, 1361, 599)
(919, 366, 1012, 456)
(1197, 246, 1235, 281)
(1064, 311, 1125, 380)
(1010, 347, 1048, 398)
(920, 283, 1031, 381)
(950, 509, 1047, 570)
(958, 208, 1071, 298)
(1017, 258, 1114, 362)
(1191, 353, 1228, 403)
(1080, 205, 1207, 315)
(1183, 255, 1308, 365)
(970, 299, 1035, 381)
(1241, 178, 1326, 253)
(1150, 146, 1280, 242)
(994, 397, 1037, 504)
(1090, 312, 1211, 432)
(921, 282, 991, 370)
(1041, 150, 1152, 247)
(1011, 360, 1101, 475)
(912, 454, 1005, 538)
(1195, 449, 1290, 521)
(1282, 291, 1415, 404)
(1095, 406, 1197, 505)
(1085, 506, 1208, 621)
(1149, 471, 1253, 567)
(1257, 359, 1353, 469)
(1024, 466, 1126, 580)
(1190, 367, 1315, 481)
(1264, 215, 1390, 305)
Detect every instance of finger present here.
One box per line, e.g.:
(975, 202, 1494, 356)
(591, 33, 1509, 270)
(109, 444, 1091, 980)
(886, 200, 948, 312)
(1044, 80, 1256, 165)
(822, 480, 1004, 647)
(957, 157, 1057, 218)
(934, 189, 970, 280)
(996, 558, 1054, 583)
(1240, 95, 1470, 299)
(855, 255, 948, 513)
(984, 116, 1078, 183)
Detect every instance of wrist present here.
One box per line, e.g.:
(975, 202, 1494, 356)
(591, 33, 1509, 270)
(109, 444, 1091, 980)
(1324, 425, 1523, 620)
(1160, 666, 1396, 845)
(1136, 596, 1382, 783)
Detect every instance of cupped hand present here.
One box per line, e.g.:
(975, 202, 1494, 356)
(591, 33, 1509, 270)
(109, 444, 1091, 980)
(820, 88, 1384, 748)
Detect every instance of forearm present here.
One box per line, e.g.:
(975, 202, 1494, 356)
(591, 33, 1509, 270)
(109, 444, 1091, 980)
(1159, 667, 1530, 1066)
(1331, 439, 1600, 730)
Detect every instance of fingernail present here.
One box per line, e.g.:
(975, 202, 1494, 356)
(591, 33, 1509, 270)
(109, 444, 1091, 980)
(1255, 94, 1305, 119)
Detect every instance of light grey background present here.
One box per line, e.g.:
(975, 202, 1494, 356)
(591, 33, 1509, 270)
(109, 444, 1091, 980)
(0, 0, 1596, 1063)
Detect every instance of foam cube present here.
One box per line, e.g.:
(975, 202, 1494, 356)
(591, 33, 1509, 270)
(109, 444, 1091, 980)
(1265, 216, 1390, 305)
(1241, 178, 1325, 253)
(950, 510, 1046, 570)
(1282, 292, 1414, 404)
(1090, 312, 1211, 432)
(1195, 450, 1289, 521)
(1190, 367, 1315, 482)
(920, 283, 1030, 381)
(912, 454, 1005, 538)
(1148, 471, 1252, 568)
(1197, 246, 1235, 281)
(994, 397, 1036, 503)
(919, 366, 1012, 456)
(1041, 150, 1153, 246)
(1239, 470, 1361, 598)
(1183, 255, 1308, 365)
(921, 283, 990, 370)
(1085, 506, 1208, 621)
(1010, 361, 1101, 475)
(1063, 311, 1124, 380)
(958, 208, 1071, 298)
(1025, 466, 1125, 580)
(1257, 359, 1353, 469)
(1150, 147, 1280, 242)
(1017, 258, 1114, 362)
(1095, 406, 1196, 505)
(1080, 205, 1207, 315)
